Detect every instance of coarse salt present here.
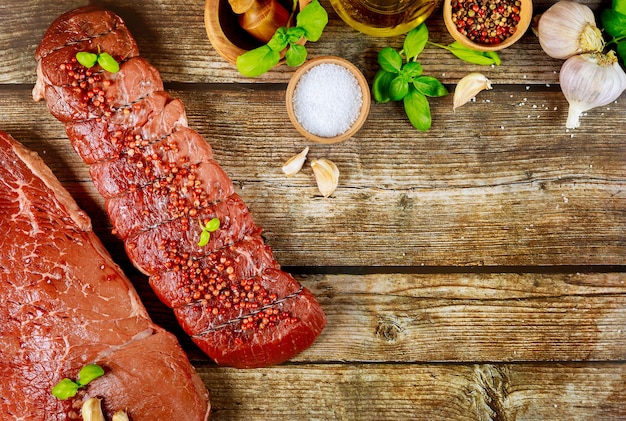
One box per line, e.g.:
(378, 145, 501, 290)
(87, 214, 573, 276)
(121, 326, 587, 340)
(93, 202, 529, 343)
(292, 63, 363, 138)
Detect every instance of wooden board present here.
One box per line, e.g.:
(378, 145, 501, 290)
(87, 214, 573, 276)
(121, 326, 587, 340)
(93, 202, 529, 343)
(1, 0, 624, 419)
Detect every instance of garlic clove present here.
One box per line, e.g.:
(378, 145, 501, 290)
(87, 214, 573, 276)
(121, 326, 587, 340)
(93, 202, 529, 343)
(537, 1, 604, 59)
(112, 411, 130, 421)
(311, 158, 339, 197)
(281, 146, 309, 176)
(81, 397, 106, 421)
(560, 51, 626, 129)
(453, 73, 492, 111)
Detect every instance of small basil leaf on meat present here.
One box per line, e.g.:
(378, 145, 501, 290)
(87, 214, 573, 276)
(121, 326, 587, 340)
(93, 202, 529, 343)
(51, 378, 80, 400)
(77, 363, 105, 386)
(76, 52, 98, 68)
(97, 52, 120, 73)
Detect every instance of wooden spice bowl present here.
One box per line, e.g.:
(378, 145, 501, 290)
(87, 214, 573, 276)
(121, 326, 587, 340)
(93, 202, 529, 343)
(204, 0, 311, 65)
(285, 56, 371, 144)
(443, 0, 533, 52)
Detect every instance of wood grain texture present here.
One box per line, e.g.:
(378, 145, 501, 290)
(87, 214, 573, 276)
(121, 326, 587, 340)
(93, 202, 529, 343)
(1, 0, 625, 419)
(200, 363, 626, 420)
(3, 87, 624, 266)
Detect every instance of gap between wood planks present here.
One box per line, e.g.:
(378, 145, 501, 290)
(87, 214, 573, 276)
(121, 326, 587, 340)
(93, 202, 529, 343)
(285, 265, 626, 275)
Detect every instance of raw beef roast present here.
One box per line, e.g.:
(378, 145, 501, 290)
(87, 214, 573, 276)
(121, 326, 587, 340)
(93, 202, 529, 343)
(0, 131, 210, 420)
(34, 5, 326, 368)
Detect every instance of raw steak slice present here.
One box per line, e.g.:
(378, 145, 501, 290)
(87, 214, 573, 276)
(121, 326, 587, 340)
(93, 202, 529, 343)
(35, 5, 326, 368)
(89, 127, 214, 198)
(190, 288, 327, 368)
(43, 57, 163, 122)
(36, 29, 139, 87)
(125, 193, 260, 274)
(65, 92, 187, 164)
(106, 159, 236, 239)
(0, 131, 209, 420)
(35, 6, 130, 59)
(174, 268, 304, 334)
(149, 235, 279, 308)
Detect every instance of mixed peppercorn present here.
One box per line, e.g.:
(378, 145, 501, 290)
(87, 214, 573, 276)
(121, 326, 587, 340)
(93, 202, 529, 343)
(450, 0, 522, 45)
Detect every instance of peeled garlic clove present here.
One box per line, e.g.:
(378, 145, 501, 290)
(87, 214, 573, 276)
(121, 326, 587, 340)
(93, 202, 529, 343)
(560, 51, 626, 129)
(453, 73, 492, 110)
(281, 146, 309, 176)
(81, 397, 106, 421)
(112, 411, 130, 421)
(537, 1, 604, 59)
(311, 158, 339, 198)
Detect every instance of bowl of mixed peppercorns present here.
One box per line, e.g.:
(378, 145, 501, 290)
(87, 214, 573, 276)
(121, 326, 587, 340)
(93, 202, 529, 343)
(443, 0, 533, 51)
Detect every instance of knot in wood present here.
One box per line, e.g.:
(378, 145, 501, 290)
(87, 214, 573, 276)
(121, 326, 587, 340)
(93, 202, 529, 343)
(375, 316, 403, 342)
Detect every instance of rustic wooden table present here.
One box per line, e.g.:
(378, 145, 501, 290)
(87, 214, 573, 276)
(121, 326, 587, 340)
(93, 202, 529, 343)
(2, 0, 625, 419)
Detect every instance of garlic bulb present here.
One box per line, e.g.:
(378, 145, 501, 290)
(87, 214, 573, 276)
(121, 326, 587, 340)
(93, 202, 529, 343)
(537, 1, 604, 59)
(453, 73, 493, 111)
(560, 51, 626, 129)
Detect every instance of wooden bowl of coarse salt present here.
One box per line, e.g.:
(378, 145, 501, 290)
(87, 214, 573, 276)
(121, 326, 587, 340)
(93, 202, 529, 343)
(286, 56, 370, 144)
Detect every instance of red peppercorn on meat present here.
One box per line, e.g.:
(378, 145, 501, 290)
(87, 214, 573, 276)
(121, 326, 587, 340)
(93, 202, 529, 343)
(33, 5, 326, 368)
(0, 131, 210, 420)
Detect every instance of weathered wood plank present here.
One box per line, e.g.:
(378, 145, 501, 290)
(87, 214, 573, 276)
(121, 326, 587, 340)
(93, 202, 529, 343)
(2, 87, 623, 266)
(0, 0, 613, 85)
(197, 362, 626, 420)
(128, 272, 626, 363)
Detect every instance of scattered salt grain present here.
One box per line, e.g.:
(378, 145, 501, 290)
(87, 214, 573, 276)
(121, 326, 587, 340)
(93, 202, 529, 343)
(292, 63, 363, 138)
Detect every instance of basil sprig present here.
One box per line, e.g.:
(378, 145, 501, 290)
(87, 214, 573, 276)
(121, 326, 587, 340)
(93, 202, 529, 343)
(76, 46, 120, 73)
(373, 24, 448, 132)
(198, 217, 220, 247)
(51, 364, 105, 400)
(601, 0, 626, 63)
(236, 0, 328, 77)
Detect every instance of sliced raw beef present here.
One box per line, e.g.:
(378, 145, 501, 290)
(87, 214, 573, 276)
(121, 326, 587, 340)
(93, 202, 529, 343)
(89, 127, 214, 198)
(0, 131, 210, 420)
(34, 5, 326, 368)
(65, 92, 187, 164)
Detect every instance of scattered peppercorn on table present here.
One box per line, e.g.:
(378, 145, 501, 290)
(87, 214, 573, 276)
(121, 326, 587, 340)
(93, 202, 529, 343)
(2, 0, 625, 419)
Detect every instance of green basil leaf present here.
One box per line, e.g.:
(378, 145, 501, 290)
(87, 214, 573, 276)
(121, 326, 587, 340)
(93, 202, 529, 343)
(389, 75, 409, 101)
(413, 76, 448, 97)
(378, 47, 403, 73)
(403, 24, 428, 60)
(286, 43, 308, 66)
(51, 378, 79, 400)
(485, 51, 501, 66)
(601, 9, 626, 38)
(400, 61, 423, 79)
(447, 41, 499, 65)
(268, 27, 289, 51)
(97, 52, 120, 73)
(77, 364, 105, 386)
(236, 45, 281, 77)
(614, 0, 626, 16)
(286, 26, 306, 44)
(198, 230, 211, 247)
(75, 52, 98, 68)
(296, 0, 328, 42)
(205, 217, 221, 232)
(372, 69, 396, 103)
(403, 88, 431, 132)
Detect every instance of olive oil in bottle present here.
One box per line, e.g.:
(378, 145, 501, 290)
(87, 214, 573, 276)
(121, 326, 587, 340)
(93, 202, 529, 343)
(329, 0, 440, 37)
